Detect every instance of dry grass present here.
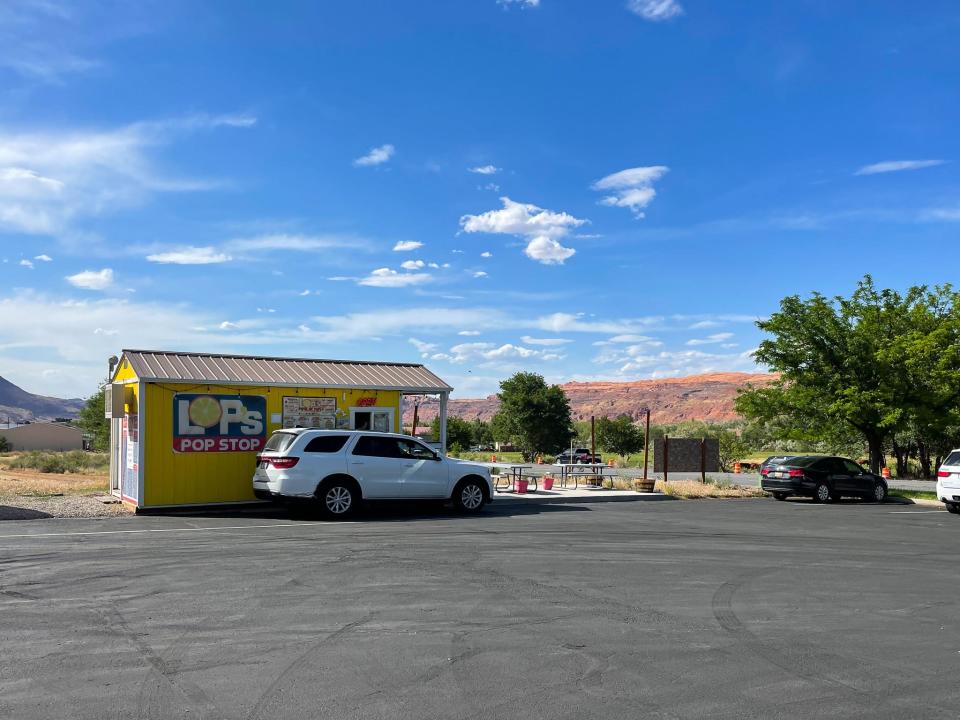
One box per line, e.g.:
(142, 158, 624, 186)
(656, 479, 765, 499)
(0, 460, 109, 498)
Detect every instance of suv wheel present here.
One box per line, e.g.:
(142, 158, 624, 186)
(946, 503, 960, 515)
(813, 481, 832, 503)
(453, 478, 486, 514)
(317, 478, 358, 519)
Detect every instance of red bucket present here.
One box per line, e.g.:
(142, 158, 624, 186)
(516, 479, 529, 494)
(543, 476, 554, 491)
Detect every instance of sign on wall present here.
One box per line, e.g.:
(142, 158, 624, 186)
(282, 396, 336, 429)
(173, 394, 266, 452)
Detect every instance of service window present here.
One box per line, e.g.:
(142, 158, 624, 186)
(303, 435, 349, 453)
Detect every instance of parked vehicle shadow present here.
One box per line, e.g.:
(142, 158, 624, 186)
(149, 499, 591, 522)
(0, 505, 54, 521)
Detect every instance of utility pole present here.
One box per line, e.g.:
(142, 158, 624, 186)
(642, 407, 650, 482)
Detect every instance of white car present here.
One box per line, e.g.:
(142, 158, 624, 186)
(253, 429, 494, 518)
(937, 449, 960, 515)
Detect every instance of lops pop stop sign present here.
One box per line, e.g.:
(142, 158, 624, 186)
(173, 394, 266, 452)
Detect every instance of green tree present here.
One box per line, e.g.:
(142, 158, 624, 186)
(469, 418, 493, 448)
(736, 276, 960, 472)
(77, 386, 110, 452)
(490, 372, 574, 460)
(596, 415, 644, 462)
(0, 435, 11, 453)
(429, 415, 474, 451)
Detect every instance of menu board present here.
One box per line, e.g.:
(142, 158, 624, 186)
(282, 396, 337, 429)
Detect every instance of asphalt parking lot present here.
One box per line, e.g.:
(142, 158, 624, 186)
(1, 498, 958, 719)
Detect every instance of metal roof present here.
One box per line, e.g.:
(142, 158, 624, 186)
(118, 350, 452, 393)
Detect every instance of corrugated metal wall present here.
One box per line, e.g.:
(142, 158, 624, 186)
(142, 383, 401, 507)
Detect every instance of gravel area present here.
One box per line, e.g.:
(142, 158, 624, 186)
(0, 495, 132, 521)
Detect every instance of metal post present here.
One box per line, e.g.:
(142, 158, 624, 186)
(663, 433, 669, 484)
(438, 392, 448, 455)
(590, 415, 597, 487)
(642, 408, 650, 482)
(700, 437, 706, 483)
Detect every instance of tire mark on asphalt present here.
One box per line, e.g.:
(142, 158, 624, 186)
(99, 604, 226, 720)
(245, 611, 376, 720)
(710, 567, 956, 718)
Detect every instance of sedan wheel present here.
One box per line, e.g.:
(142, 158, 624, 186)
(872, 482, 887, 503)
(454, 480, 486, 513)
(813, 481, 831, 503)
(773, 493, 787, 501)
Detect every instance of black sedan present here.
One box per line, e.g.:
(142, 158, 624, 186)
(761, 455, 887, 503)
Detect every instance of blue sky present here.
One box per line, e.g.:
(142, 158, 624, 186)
(2, 0, 959, 399)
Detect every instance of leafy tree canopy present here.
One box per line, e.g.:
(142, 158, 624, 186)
(596, 415, 644, 459)
(491, 372, 574, 460)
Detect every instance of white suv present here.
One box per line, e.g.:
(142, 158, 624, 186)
(937, 449, 960, 515)
(252, 429, 494, 518)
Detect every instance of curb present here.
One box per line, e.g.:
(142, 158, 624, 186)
(492, 492, 675, 507)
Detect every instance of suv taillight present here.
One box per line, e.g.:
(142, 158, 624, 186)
(788, 469, 804, 477)
(938, 470, 951, 478)
(265, 457, 299, 469)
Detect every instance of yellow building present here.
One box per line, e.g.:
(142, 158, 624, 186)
(107, 349, 452, 510)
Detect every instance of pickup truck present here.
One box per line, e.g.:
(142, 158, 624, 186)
(555, 448, 602, 465)
(253, 429, 494, 518)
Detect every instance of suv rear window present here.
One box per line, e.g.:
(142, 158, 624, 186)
(303, 435, 349, 453)
(264, 432, 297, 453)
(943, 451, 960, 467)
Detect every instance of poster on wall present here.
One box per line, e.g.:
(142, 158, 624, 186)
(282, 396, 336, 429)
(121, 415, 138, 501)
(173, 394, 267, 452)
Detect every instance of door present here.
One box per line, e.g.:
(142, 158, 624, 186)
(827, 458, 853, 494)
(348, 435, 406, 498)
(842, 459, 871, 494)
(394, 438, 448, 498)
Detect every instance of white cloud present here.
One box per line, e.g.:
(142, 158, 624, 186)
(447, 342, 560, 365)
(227, 234, 355, 253)
(497, 0, 540, 7)
(353, 143, 395, 167)
(358, 267, 432, 288)
(458, 330, 481, 336)
(393, 240, 423, 252)
(688, 320, 719, 330)
(481, 251, 492, 258)
(521, 336, 572, 346)
(592, 165, 669, 218)
(855, 159, 945, 176)
(19, 258, 33, 269)
(473, 270, 488, 278)
(34, 253, 52, 262)
(627, 0, 684, 21)
(921, 208, 960, 222)
(409, 337, 438, 355)
(219, 321, 239, 330)
(617, 349, 758, 377)
(65, 268, 113, 290)
(0, 116, 255, 236)
(401, 259, 426, 270)
(468, 165, 501, 175)
(481, 182, 500, 192)
(607, 334, 659, 343)
(686, 332, 735, 346)
(535, 312, 659, 334)
(460, 196, 584, 265)
(146, 246, 232, 265)
(299, 290, 311, 296)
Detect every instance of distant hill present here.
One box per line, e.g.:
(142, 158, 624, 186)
(403, 372, 778, 427)
(0, 376, 85, 423)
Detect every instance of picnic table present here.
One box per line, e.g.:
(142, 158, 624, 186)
(494, 464, 538, 493)
(557, 464, 611, 490)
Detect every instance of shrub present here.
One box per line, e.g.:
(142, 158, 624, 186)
(6, 451, 109, 474)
